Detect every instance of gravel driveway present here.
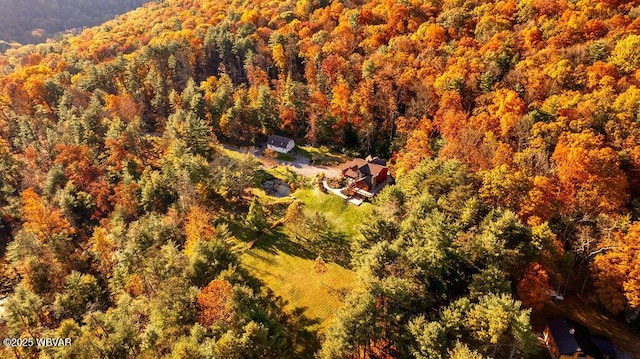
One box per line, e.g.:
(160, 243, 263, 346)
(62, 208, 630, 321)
(222, 144, 342, 178)
(276, 155, 342, 178)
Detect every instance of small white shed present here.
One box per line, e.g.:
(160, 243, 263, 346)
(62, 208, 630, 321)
(267, 135, 295, 153)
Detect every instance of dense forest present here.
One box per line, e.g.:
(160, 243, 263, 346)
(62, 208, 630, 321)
(0, 0, 639, 357)
(0, 0, 148, 45)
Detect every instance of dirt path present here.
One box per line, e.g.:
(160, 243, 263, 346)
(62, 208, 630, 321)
(271, 161, 341, 178)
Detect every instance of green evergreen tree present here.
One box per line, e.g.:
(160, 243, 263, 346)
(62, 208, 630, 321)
(245, 197, 267, 233)
(53, 271, 102, 322)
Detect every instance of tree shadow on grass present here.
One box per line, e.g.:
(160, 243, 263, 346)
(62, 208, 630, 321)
(251, 227, 317, 261)
(239, 269, 322, 358)
(243, 248, 278, 266)
(223, 209, 317, 264)
(265, 289, 322, 358)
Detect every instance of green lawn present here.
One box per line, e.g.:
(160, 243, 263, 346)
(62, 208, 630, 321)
(220, 145, 245, 161)
(226, 163, 374, 332)
(266, 165, 304, 181)
(296, 145, 347, 166)
(239, 228, 357, 331)
(277, 152, 297, 161)
(230, 187, 372, 331)
(293, 187, 374, 240)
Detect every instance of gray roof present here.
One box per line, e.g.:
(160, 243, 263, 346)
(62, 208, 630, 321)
(268, 135, 294, 148)
(546, 316, 581, 355)
(615, 347, 633, 359)
(590, 335, 616, 358)
(546, 316, 617, 359)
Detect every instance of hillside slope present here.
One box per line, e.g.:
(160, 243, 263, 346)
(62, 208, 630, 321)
(0, 0, 149, 44)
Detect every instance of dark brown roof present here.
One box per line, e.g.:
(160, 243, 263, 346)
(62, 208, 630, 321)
(360, 163, 386, 177)
(340, 157, 387, 175)
(267, 135, 294, 148)
(344, 168, 358, 178)
(354, 176, 372, 189)
(340, 158, 368, 171)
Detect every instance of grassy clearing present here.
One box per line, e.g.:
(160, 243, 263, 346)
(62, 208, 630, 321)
(266, 165, 305, 181)
(296, 145, 347, 166)
(260, 165, 309, 193)
(221, 188, 361, 331)
(293, 187, 374, 240)
(276, 152, 297, 161)
(222, 159, 372, 332)
(238, 228, 357, 331)
(220, 145, 246, 161)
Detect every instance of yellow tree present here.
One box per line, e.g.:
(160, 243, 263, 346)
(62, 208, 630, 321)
(22, 188, 73, 241)
(488, 89, 526, 139)
(479, 165, 529, 212)
(90, 226, 117, 276)
(592, 222, 640, 313)
(611, 34, 640, 73)
(184, 206, 216, 255)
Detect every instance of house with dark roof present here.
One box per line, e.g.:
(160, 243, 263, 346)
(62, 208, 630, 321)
(340, 156, 392, 198)
(543, 316, 618, 359)
(267, 135, 295, 154)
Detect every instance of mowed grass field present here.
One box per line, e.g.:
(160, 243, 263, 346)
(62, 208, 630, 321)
(296, 145, 347, 166)
(237, 187, 374, 330)
(293, 187, 375, 239)
(240, 230, 357, 330)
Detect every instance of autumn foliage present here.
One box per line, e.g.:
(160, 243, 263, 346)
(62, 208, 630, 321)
(22, 187, 73, 240)
(592, 222, 640, 314)
(197, 279, 234, 327)
(184, 206, 216, 255)
(551, 131, 628, 216)
(517, 263, 552, 310)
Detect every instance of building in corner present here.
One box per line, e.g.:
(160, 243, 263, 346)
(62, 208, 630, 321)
(267, 135, 295, 154)
(543, 316, 619, 359)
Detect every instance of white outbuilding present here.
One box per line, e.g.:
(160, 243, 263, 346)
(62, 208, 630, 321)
(267, 135, 295, 153)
